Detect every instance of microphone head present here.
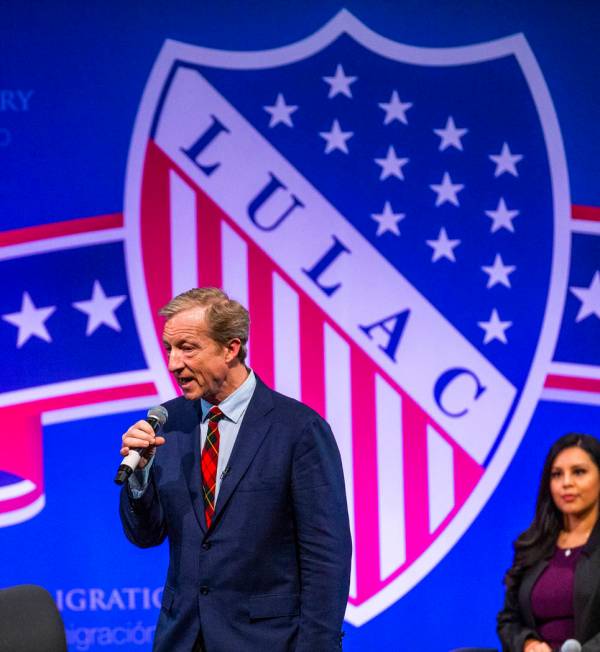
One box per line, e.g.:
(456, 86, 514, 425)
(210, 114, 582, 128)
(147, 405, 168, 427)
(561, 640, 582, 652)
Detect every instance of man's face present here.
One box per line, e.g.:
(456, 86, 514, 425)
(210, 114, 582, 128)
(162, 307, 237, 403)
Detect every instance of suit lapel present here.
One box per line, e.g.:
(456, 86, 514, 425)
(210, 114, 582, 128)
(180, 400, 208, 534)
(574, 520, 600, 638)
(210, 379, 274, 529)
(574, 553, 595, 636)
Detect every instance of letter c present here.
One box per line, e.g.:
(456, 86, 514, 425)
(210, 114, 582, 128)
(434, 367, 486, 418)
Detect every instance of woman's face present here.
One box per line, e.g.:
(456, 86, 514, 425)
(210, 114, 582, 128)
(550, 446, 600, 520)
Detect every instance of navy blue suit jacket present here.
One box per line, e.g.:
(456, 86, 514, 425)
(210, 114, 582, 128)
(120, 377, 352, 652)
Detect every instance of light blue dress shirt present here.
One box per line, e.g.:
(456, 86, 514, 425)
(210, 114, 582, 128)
(199, 369, 256, 501)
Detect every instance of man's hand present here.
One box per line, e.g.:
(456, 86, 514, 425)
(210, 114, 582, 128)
(523, 639, 552, 652)
(120, 420, 166, 469)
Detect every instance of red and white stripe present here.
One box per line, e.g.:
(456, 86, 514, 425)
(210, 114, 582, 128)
(571, 204, 600, 235)
(543, 362, 600, 406)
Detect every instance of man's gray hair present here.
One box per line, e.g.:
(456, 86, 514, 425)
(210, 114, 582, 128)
(159, 287, 249, 363)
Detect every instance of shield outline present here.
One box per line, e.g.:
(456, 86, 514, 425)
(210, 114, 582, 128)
(123, 8, 571, 625)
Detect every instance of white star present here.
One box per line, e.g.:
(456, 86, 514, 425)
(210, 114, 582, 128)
(374, 146, 409, 180)
(72, 280, 127, 335)
(489, 142, 523, 177)
(429, 172, 465, 207)
(319, 119, 353, 154)
(481, 254, 517, 288)
(2, 291, 56, 348)
(478, 309, 512, 344)
(263, 93, 298, 128)
(322, 64, 357, 99)
(433, 116, 468, 151)
(371, 202, 406, 237)
(485, 197, 519, 233)
(426, 227, 461, 262)
(378, 90, 413, 125)
(570, 271, 600, 322)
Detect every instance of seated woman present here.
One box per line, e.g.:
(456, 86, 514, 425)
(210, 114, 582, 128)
(497, 432, 600, 652)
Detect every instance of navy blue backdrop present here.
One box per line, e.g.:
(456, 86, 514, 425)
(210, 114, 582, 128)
(1, 3, 599, 651)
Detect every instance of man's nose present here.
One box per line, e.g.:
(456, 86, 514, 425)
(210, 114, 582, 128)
(167, 349, 183, 372)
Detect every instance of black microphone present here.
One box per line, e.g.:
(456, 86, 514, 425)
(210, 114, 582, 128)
(561, 640, 581, 652)
(114, 406, 168, 485)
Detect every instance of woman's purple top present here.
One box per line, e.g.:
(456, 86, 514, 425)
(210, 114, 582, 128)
(530, 545, 584, 649)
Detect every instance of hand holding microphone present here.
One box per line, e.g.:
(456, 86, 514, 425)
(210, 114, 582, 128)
(115, 406, 168, 485)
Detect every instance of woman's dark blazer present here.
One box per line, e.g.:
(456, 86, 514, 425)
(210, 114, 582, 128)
(497, 521, 600, 652)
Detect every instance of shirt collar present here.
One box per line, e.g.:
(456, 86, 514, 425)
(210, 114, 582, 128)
(200, 369, 256, 424)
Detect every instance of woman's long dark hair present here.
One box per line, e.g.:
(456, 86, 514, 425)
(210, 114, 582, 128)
(504, 432, 600, 589)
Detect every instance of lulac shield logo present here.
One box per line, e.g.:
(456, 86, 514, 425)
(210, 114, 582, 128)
(124, 10, 570, 624)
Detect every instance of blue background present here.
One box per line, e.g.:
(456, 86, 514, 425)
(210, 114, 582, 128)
(1, 2, 599, 651)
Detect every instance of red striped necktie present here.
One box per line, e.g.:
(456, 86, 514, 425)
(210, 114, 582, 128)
(201, 406, 224, 528)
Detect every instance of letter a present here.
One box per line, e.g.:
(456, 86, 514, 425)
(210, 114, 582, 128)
(359, 311, 410, 362)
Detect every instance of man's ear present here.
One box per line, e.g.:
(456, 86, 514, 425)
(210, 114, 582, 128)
(224, 338, 241, 363)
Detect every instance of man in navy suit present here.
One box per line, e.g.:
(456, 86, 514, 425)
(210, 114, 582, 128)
(119, 287, 352, 652)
